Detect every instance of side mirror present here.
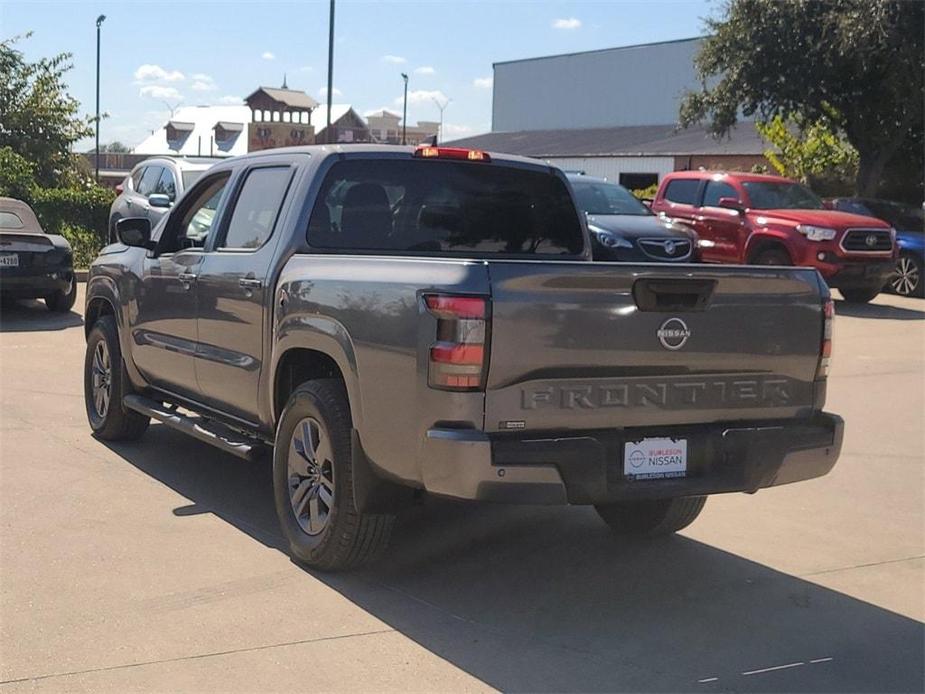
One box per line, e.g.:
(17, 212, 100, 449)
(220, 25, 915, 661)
(116, 217, 153, 248)
(148, 193, 172, 208)
(717, 196, 744, 213)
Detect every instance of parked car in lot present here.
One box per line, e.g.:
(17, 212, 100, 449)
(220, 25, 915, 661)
(567, 174, 698, 262)
(84, 144, 843, 570)
(108, 157, 221, 242)
(0, 197, 76, 312)
(650, 172, 897, 303)
(825, 197, 924, 298)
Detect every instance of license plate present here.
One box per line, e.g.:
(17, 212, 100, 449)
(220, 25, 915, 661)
(0, 253, 19, 267)
(624, 437, 687, 480)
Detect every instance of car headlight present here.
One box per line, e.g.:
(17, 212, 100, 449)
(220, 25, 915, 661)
(796, 224, 838, 242)
(589, 224, 633, 249)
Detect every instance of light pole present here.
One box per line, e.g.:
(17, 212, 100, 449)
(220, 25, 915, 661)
(95, 14, 106, 182)
(325, 0, 335, 144)
(401, 73, 408, 145)
(432, 96, 450, 144)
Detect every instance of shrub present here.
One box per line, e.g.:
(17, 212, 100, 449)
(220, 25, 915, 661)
(58, 223, 104, 269)
(30, 185, 114, 241)
(0, 146, 37, 201)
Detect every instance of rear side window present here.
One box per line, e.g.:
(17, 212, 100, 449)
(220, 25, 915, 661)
(701, 180, 738, 207)
(307, 159, 583, 256)
(663, 179, 701, 205)
(220, 167, 291, 249)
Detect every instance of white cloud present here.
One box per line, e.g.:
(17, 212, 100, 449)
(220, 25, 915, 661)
(381, 54, 407, 64)
(133, 64, 184, 82)
(191, 77, 218, 92)
(191, 73, 212, 82)
(473, 76, 493, 89)
(219, 95, 242, 104)
(552, 17, 582, 29)
(414, 66, 435, 75)
(139, 85, 183, 100)
(262, 51, 275, 60)
(318, 86, 343, 98)
(395, 89, 448, 106)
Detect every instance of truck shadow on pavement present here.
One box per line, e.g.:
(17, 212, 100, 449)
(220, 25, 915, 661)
(834, 299, 924, 320)
(104, 425, 924, 693)
(0, 298, 83, 332)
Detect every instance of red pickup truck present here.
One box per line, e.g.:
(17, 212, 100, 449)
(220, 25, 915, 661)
(650, 172, 897, 303)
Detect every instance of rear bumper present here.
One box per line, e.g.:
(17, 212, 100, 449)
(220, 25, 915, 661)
(0, 269, 73, 298)
(421, 413, 843, 504)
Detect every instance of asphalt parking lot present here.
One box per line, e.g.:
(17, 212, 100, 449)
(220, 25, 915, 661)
(1, 284, 923, 693)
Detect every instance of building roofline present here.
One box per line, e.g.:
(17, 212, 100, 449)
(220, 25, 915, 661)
(492, 35, 707, 68)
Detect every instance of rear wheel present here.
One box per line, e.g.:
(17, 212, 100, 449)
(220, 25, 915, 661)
(273, 379, 394, 570)
(84, 316, 150, 440)
(595, 496, 706, 537)
(890, 253, 923, 297)
(45, 276, 77, 313)
(751, 248, 791, 266)
(839, 286, 881, 303)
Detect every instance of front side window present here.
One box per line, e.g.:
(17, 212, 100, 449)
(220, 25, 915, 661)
(742, 181, 824, 210)
(701, 180, 739, 208)
(571, 180, 650, 216)
(131, 167, 146, 190)
(154, 168, 178, 201)
(158, 174, 230, 253)
(307, 159, 584, 256)
(137, 166, 163, 196)
(663, 179, 701, 205)
(220, 167, 291, 249)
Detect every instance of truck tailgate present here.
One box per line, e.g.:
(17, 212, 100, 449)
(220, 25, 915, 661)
(484, 262, 825, 432)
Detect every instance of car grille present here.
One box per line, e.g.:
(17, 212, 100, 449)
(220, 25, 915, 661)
(841, 228, 893, 253)
(637, 238, 692, 261)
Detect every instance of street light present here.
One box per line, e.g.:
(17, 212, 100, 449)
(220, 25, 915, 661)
(95, 14, 106, 182)
(432, 96, 451, 144)
(325, 0, 335, 144)
(401, 73, 408, 145)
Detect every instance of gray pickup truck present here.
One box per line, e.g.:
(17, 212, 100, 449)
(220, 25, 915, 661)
(84, 144, 843, 570)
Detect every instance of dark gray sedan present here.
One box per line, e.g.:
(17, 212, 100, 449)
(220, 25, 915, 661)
(567, 174, 698, 262)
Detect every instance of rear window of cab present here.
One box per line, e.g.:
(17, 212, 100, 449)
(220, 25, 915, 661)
(307, 159, 584, 256)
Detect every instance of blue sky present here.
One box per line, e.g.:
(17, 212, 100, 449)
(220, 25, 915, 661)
(2, 0, 717, 149)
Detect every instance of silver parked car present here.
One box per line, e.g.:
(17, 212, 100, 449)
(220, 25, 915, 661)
(108, 157, 222, 242)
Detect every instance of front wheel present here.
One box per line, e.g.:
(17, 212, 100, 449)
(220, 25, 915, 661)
(273, 379, 394, 571)
(595, 496, 706, 536)
(890, 253, 923, 298)
(839, 286, 881, 303)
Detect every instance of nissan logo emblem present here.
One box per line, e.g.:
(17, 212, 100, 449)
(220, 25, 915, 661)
(657, 317, 691, 350)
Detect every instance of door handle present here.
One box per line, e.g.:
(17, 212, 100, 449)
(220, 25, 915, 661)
(178, 272, 198, 286)
(239, 278, 263, 289)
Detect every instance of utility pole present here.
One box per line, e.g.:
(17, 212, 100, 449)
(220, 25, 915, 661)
(95, 14, 106, 182)
(325, 0, 335, 144)
(432, 96, 450, 144)
(401, 73, 408, 145)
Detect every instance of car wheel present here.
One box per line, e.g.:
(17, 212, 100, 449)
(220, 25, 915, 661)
(273, 379, 394, 571)
(751, 248, 791, 266)
(890, 253, 923, 298)
(839, 286, 881, 303)
(84, 315, 150, 441)
(45, 276, 77, 313)
(595, 496, 706, 536)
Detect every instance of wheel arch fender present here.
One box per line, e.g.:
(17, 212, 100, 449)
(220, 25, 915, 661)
(745, 228, 796, 264)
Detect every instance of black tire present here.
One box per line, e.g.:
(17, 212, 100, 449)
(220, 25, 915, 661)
(751, 247, 791, 266)
(889, 253, 923, 298)
(595, 496, 706, 537)
(273, 379, 394, 571)
(45, 276, 77, 313)
(839, 286, 881, 303)
(84, 315, 150, 441)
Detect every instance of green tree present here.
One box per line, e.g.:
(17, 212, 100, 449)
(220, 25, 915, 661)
(100, 141, 129, 153)
(0, 33, 93, 187)
(680, 0, 924, 197)
(755, 115, 858, 183)
(0, 146, 37, 201)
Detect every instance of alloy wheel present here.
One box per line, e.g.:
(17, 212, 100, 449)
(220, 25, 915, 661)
(91, 341, 112, 418)
(891, 256, 920, 297)
(287, 417, 336, 535)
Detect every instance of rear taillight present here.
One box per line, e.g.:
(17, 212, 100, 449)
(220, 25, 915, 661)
(424, 294, 489, 390)
(115, 183, 124, 194)
(817, 298, 834, 379)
